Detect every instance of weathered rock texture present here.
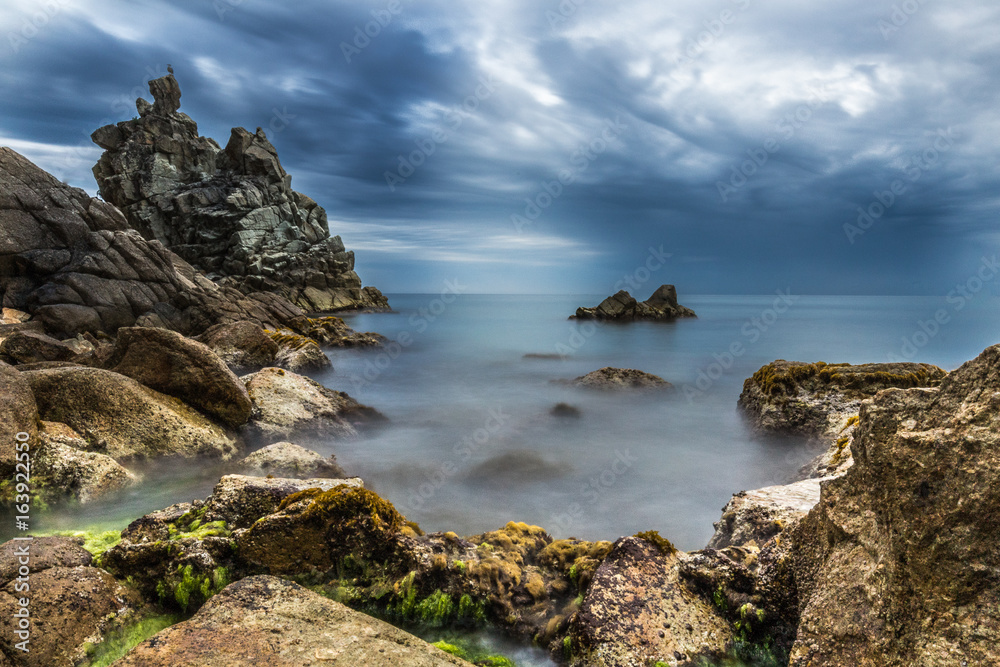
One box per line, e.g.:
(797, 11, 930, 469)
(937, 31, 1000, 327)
(738, 360, 946, 438)
(241, 367, 384, 442)
(571, 366, 671, 391)
(236, 442, 346, 479)
(708, 477, 830, 551)
(568, 535, 730, 666)
(114, 576, 466, 667)
(23, 367, 238, 462)
(0, 146, 307, 337)
(573, 285, 696, 321)
(91, 74, 388, 313)
(789, 344, 1000, 665)
(0, 537, 144, 667)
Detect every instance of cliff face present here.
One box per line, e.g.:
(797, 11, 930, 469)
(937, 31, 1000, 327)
(0, 147, 304, 337)
(789, 344, 1000, 666)
(90, 74, 387, 313)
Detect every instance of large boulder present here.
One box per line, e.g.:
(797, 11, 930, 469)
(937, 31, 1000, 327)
(0, 364, 37, 478)
(573, 285, 696, 321)
(0, 537, 144, 667)
(789, 344, 1000, 665)
(33, 422, 138, 504)
(23, 367, 239, 461)
(571, 366, 670, 390)
(0, 331, 75, 365)
(0, 146, 312, 337)
(738, 359, 947, 438)
(194, 320, 279, 371)
(106, 327, 252, 427)
(242, 367, 384, 441)
(202, 474, 363, 530)
(567, 535, 731, 666)
(236, 442, 346, 479)
(266, 329, 331, 371)
(113, 576, 466, 667)
(90, 74, 388, 313)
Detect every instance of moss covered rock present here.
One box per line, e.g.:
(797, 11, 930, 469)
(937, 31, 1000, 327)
(738, 360, 946, 438)
(114, 576, 467, 666)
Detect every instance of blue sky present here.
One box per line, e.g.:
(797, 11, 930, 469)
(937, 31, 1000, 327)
(1, 0, 998, 295)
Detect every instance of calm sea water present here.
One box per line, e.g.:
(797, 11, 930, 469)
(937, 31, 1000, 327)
(24, 293, 1000, 548)
(16, 293, 1000, 666)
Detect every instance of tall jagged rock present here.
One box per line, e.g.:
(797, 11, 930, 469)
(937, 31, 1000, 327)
(0, 147, 304, 337)
(90, 73, 388, 313)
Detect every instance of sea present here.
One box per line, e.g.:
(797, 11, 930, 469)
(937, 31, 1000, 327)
(16, 293, 1000, 666)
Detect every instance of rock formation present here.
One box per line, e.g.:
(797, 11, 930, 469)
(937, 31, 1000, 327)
(0, 147, 304, 337)
(788, 344, 1000, 665)
(738, 359, 947, 438)
(91, 73, 388, 313)
(573, 285, 696, 321)
(570, 366, 671, 390)
(113, 576, 467, 667)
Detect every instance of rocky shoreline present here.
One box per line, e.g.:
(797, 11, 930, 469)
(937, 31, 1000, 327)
(2, 75, 997, 667)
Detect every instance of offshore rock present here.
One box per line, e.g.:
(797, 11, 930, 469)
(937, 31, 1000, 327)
(573, 285, 696, 321)
(571, 366, 671, 391)
(91, 74, 388, 313)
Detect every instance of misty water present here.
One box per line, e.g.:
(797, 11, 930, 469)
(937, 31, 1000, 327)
(15, 293, 1000, 666)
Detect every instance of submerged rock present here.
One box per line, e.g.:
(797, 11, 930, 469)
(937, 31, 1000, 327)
(572, 285, 696, 321)
(24, 367, 239, 462)
(738, 359, 946, 438)
(571, 366, 671, 390)
(236, 442, 346, 479)
(789, 344, 1000, 665)
(114, 576, 466, 667)
(91, 74, 388, 313)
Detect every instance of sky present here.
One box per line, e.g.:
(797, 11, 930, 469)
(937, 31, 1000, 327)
(1, 0, 998, 295)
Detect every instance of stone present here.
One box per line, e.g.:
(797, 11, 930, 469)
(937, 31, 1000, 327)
(236, 442, 346, 479)
(241, 367, 384, 442)
(202, 474, 364, 530)
(0, 330, 76, 364)
(34, 422, 139, 504)
(91, 74, 388, 313)
(738, 359, 947, 438)
(0, 146, 320, 338)
(788, 343, 1000, 666)
(0, 363, 38, 479)
(571, 366, 671, 390)
(113, 576, 467, 667)
(266, 328, 331, 371)
(0, 537, 143, 667)
(567, 535, 731, 666)
(0, 308, 29, 324)
(23, 367, 239, 462)
(106, 327, 253, 428)
(573, 285, 697, 321)
(195, 320, 279, 371)
(707, 477, 832, 550)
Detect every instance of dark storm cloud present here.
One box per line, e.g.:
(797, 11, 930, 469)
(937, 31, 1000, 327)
(1, 0, 997, 294)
